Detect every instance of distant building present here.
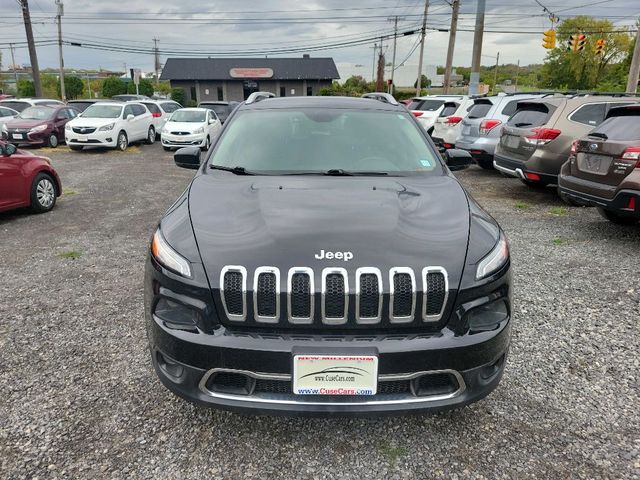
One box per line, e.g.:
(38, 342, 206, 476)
(160, 55, 340, 103)
(336, 63, 463, 89)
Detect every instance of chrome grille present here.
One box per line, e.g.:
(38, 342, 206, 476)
(356, 267, 382, 324)
(322, 268, 348, 324)
(72, 127, 96, 134)
(287, 268, 313, 324)
(422, 267, 448, 321)
(253, 267, 280, 323)
(220, 266, 246, 321)
(389, 268, 416, 323)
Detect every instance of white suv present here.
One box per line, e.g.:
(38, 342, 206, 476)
(65, 101, 155, 151)
(430, 96, 475, 149)
(140, 100, 182, 139)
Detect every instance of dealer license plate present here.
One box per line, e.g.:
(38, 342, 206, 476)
(293, 354, 378, 395)
(12, 133, 23, 140)
(76, 135, 88, 142)
(503, 135, 519, 148)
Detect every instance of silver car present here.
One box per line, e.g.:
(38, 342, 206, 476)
(455, 93, 547, 169)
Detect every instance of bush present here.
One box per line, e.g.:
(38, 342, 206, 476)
(170, 88, 185, 105)
(102, 76, 127, 98)
(58, 75, 84, 99)
(186, 100, 198, 107)
(17, 78, 35, 97)
(127, 78, 154, 97)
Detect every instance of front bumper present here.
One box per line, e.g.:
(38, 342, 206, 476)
(65, 128, 117, 148)
(161, 133, 206, 148)
(3, 129, 50, 145)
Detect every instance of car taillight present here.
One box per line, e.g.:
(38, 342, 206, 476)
(479, 119, 502, 135)
(445, 116, 463, 125)
(621, 146, 640, 167)
(570, 140, 579, 154)
(152, 112, 162, 118)
(524, 128, 561, 146)
(412, 111, 423, 117)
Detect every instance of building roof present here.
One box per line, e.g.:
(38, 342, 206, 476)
(160, 57, 340, 81)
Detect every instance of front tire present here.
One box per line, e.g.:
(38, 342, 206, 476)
(597, 208, 639, 225)
(47, 133, 58, 148)
(201, 136, 210, 151)
(146, 126, 155, 145)
(477, 158, 494, 170)
(30, 173, 57, 213)
(117, 131, 128, 151)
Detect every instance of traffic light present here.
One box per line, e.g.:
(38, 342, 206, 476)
(542, 29, 556, 49)
(594, 38, 606, 56)
(569, 33, 587, 53)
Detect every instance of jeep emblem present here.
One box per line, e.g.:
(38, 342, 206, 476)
(314, 249, 353, 261)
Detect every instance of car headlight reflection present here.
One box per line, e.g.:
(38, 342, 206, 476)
(151, 229, 192, 278)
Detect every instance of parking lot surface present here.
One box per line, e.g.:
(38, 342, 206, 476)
(1, 144, 638, 479)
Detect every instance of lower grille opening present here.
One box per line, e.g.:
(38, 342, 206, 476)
(252, 379, 412, 396)
(205, 371, 253, 395)
(413, 373, 459, 397)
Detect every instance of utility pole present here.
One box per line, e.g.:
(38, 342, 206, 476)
(469, 0, 486, 95)
(387, 16, 405, 94)
(492, 52, 500, 94)
(9, 43, 18, 90)
(514, 59, 520, 91)
(415, 0, 430, 97)
(153, 37, 160, 85)
(442, 0, 460, 94)
(626, 27, 640, 94)
(376, 38, 385, 92)
(19, 0, 42, 97)
(56, 0, 65, 100)
(371, 43, 378, 82)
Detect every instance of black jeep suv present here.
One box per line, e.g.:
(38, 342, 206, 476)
(145, 92, 512, 416)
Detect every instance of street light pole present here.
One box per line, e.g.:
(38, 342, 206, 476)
(415, 0, 430, 97)
(627, 27, 640, 94)
(56, 0, 65, 100)
(442, 0, 460, 94)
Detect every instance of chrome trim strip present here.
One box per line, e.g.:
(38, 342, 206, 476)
(492, 160, 524, 178)
(321, 267, 349, 325)
(287, 267, 315, 324)
(219, 265, 247, 321)
(421, 266, 449, 322)
(198, 368, 466, 406)
(253, 266, 280, 323)
(355, 267, 383, 324)
(388, 267, 416, 323)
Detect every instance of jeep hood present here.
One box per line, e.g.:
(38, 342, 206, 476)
(188, 173, 470, 290)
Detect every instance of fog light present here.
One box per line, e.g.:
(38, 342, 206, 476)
(156, 351, 184, 379)
(154, 298, 199, 331)
(466, 300, 508, 332)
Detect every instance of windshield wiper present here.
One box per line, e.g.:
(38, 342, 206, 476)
(514, 122, 532, 127)
(588, 132, 608, 140)
(209, 165, 255, 175)
(324, 169, 388, 176)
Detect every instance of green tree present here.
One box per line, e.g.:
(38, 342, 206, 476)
(155, 81, 172, 95)
(17, 78, 35, 97)
(127, 78, 154, 96)
(413, 75, 431, 89)
(102, 76, 127, 98)
(540, 16, 632, 90)
(170, 87, 185, 105)
(58, 75, 84, 99)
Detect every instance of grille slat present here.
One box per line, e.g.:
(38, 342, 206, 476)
(356, 268, 382, 323)
(290, 273, 311, 318)
(322, 268, 348, 324)
(422, 267, 448, 321)
(253, 267, 280, 323)
(390, 268, 415, 323)
(220, 266, 247, 321)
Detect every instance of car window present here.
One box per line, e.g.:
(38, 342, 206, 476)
(569, 103, 607, 126)
(160, 102, 181, 113)
(123, 105, 134, 118)
(57, 109, 69, 119)
(67, 108, 78, 118)
(69, 102, 93, 112)
(1, 101, 30, 112)
(210, 109, 443, 175)
(210, 110, 219, 121)
(467, 102, 492, 119)
(143, 102, 161, 114)
(132, 104, 146, 116)
(588, 115, 640, 140)
(508, 104, 554, 127)
(0, 107, 17, 117)
(500, 100, 521, 117)
(18, 106, 56, 120)
(408, 99, 445, 111)
(439, 103, 459, 117)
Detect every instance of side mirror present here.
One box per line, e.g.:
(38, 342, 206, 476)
(1, 143, 17, 156)
(126, 114, 134, 121)
(444, 149, 472, 171)
(174, 147, 201, 169)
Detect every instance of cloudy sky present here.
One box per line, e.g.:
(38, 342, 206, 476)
(1, 0, 638, 74)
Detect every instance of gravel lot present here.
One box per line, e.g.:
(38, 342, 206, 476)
(1, 143, 638, 479)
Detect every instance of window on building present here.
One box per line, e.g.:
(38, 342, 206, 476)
(280, 87, 286, 97)
(190, 86, 197, 101)
(217, 87, 224, 101)
(307, 86, 313, 96)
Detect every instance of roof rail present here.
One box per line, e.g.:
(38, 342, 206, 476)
(361, 92, 399, 106)
(245, 91, 276, 105)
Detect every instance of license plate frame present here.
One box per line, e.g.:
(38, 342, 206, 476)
(76, 135, 88, 142)
(292, 354, 378, 396)
(12, 133, 23, 140)
(578, 153, 612, 175)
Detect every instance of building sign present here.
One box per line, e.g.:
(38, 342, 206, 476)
(230, 68, 274, 79)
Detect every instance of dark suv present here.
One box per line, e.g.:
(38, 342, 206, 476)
(145, 92, 512, 415)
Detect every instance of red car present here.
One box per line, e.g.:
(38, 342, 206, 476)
(2, 104, 78, 148)
(0, 141, 61, 213)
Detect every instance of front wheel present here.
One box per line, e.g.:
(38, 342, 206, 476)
(117, 131, 128, 151)
(47, 133, 59, 148)
(597, 208, 639, 225)
(146, 126, 155, 145)
(30, 173, 57, 213)
(201, 136, 210, 151)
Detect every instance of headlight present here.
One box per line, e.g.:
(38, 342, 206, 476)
(193, 127, 204, 134)
(30, 124, 48, 133)
(162, 127, 169, 134)
(151, 229, 192, 278)
(98, 123, 115, 131)
(65, 124, 71, 131)
(475, 232, 509, 280)
(1, 124, 7, 133)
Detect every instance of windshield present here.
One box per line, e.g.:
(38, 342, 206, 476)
(1, 101, 30, 112)
(82, 105, 123, 118)
(19, 106, 55, 120)
(202, 104, 228, 115)
(408, 99, 445, 111)
(209, 109, 442, 175)
(170, 110, 206, 123)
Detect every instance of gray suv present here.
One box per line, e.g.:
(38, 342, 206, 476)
(456, 93, 546, 169)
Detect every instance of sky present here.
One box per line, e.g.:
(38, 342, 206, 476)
(0, 0, 638, 74)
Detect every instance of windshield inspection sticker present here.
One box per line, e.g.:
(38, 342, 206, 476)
(420, 159, 434, 168)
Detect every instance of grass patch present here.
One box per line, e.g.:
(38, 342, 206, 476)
(58, 250, 82, 259)
(548, 207, 568, 216)
(514, 201, 530, 210)
(114, 145, 141, 154)
(62, 188, 78, 196)
(379, 442, 408, 467)
(552, 238, 568, 246)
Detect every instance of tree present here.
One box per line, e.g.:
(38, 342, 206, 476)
(40, 74, 59, 98)
(102, 76, 127, 98)
(58, 75, 84, 99)
(170, 88, 185, 105)
(413, 75, 431, 89)
(127, 78, 154, 96)
(540, 17, 632, 90)
(155, 81, 172, 95)
(17, 78, 35, 97)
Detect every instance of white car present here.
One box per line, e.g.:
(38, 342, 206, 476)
(408, 95, 467, 134)
(430, 96, 476, 149)
(65, 101, 155, 151)
(0, 106, 18, 132)
(139, 100, 182, 139)
(161, 108, 221, 151)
